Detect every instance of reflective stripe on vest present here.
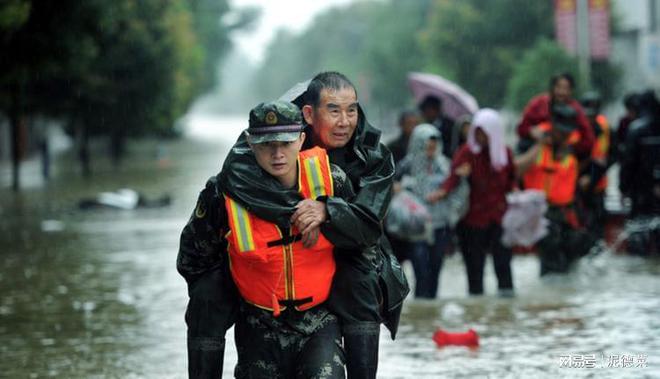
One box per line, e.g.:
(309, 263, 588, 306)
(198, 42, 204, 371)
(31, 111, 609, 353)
(227, 199, 256, 252)
(592, 115, 610, 192)
(523, 144, 578, 206)
(299, 147, 334, 199)
(225, 147, 335, 315)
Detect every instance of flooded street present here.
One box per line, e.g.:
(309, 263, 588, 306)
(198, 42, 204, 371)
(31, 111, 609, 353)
(1, 114, 658, 378)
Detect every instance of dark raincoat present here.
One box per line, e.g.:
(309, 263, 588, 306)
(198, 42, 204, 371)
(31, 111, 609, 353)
(217, 105, 409, 339)
(619, 94, 660, 217)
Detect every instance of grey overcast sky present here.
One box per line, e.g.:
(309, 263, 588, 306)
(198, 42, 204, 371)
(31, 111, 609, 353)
(229, 0, 355, 64)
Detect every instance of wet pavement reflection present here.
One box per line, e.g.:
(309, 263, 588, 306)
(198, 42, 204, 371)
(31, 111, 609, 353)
(1, 115, 658, 378)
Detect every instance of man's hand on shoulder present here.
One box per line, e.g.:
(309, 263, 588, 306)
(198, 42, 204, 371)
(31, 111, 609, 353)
(291, 199, 327, 235)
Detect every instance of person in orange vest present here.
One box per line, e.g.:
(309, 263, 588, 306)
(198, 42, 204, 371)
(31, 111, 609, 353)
(178, 101, 352, 378)
(516, 73, 595, 159)
(577, 91, 611, 238)
(518, 104, 596, 275)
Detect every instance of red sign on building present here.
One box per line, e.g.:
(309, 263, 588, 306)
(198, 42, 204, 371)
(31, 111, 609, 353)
(554, 0, 610, 60)
(589, 0, 610, 60)
(555, 0, 578, 54)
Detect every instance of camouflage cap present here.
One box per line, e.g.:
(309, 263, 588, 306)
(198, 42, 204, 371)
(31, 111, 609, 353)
(551, 104, 578, 132)
(246, 101, 304, 144)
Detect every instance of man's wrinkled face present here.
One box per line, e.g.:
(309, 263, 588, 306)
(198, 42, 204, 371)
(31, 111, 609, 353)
(303, 87, 358, 150)
(250, 133, 305, 186)
(552, 78, 572, 104)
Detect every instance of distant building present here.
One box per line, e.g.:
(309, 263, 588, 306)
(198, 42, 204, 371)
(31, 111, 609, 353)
(611, 0, 660, 91)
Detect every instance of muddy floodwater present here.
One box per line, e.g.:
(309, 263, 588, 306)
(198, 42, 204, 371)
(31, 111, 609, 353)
(1, 114, 658, 378)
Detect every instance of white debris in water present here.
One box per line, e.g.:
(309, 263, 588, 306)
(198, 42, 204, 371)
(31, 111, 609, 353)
(73, 300, 96, 313)
(41, 338, 55, 346)
(117, 291, 136, 305)
(441, 302, 466, 320)
(41, 220, 65, 232)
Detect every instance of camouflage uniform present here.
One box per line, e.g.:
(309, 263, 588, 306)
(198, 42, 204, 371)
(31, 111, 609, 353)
(537, 206, 595, 275)
(234, 303, 344, 379)
(178, 177, 238, 379)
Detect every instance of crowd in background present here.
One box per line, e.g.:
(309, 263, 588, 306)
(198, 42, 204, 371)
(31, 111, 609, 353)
(386, 73, 660, 299)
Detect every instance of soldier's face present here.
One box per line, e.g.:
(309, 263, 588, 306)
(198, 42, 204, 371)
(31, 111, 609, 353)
(303, 87, 358, 150)
(250, 133, 305, 187)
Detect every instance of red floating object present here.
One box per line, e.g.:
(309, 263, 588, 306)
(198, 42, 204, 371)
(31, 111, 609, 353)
(433, 328, 479, 348)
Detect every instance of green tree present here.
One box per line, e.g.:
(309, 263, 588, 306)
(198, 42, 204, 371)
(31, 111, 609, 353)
(1, 0, 246, 186)
(506, 38, 578, 110)
(1, 0, 102, 188)
(420, 0, 554, 108)
(253, 1, 431, 111)
(506, 38, 622, 110)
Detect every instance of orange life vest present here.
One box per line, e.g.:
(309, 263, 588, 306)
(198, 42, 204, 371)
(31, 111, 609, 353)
(591, 114, 610, 192)
(225, 147, 335, 316)
(537, 121, 581, 146)
(523, 143, 578, 206)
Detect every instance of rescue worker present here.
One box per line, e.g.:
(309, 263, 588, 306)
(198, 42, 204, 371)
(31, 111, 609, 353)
(177, 101, 355, 378)
(517, 73, 595, 158)
(577, 91, 611, 238)
(619, 90, 660, 256)
(518, 105, 596, 275)
(219, 72, 409, 379)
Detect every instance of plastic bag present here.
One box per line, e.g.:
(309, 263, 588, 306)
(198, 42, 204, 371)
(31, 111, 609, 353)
(445, 178, 470, 227)
(501, 189, 549, 247)
(385, 190, 432, 241)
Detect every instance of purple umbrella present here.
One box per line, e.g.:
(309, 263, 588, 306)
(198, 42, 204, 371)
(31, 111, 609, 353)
(407, 72, 479, 120)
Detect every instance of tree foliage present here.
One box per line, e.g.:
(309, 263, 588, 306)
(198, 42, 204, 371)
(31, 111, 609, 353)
(253, 1, 431, 110)
(506, 38, 578, 110)
(0, 0, 246, 186)
(0, 0, 240, 135)
(421, 0, 555, 107)
(253, 0, 620, 114)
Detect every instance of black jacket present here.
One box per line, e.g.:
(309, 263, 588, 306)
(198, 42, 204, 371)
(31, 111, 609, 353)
(619, 114, 660, 216)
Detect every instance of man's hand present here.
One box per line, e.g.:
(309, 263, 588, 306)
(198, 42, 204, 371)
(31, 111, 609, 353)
(291, 199, 327, 235)
(455, 162, 472, 177)
(301, 227, 320, 248)
(426, 188, 447, 203)
(578, 175, 591, 192)
(530, 125, 546, 141)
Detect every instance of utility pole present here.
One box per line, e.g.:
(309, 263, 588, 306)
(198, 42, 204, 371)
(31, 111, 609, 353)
(576, 0, 592, 91)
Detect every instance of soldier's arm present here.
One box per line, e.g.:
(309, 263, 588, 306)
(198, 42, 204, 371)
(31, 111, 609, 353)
(177, 177, 229, 285)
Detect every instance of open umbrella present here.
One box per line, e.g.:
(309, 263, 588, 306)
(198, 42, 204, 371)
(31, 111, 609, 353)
(278, 79, 311, 106)
(407, 72, 479, 120)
